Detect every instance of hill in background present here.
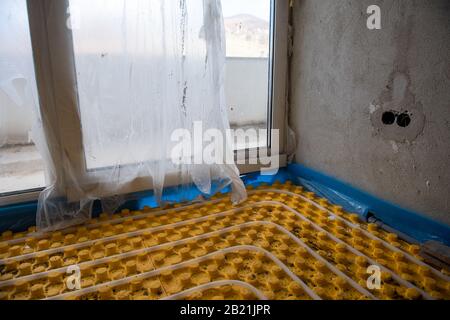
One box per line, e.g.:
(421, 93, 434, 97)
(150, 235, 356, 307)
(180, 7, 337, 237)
(224, 14, 270, 58)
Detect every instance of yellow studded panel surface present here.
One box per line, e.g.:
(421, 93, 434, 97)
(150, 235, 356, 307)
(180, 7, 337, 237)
(0, 182, 449, 300)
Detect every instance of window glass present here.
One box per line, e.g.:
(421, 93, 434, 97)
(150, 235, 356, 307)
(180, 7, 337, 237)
(71, 0, 273, 172)
(222, 0, 272, 149)
(0, 0, 45, 195)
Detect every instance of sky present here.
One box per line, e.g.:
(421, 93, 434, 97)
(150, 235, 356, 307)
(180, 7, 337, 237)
(221, 0, 271, 21)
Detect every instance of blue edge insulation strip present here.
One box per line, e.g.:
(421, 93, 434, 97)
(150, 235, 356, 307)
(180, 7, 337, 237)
(0, 163, 449, 246)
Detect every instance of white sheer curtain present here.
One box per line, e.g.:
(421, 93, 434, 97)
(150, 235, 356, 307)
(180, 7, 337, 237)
(2, 0, 247, 231)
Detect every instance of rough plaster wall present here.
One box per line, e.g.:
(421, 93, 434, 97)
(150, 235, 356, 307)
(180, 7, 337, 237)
(290, 0, 450, 225)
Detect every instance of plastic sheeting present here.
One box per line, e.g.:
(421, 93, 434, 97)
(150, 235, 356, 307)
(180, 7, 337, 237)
(2, 0, 247, 231)
(297, 177, 370, 217)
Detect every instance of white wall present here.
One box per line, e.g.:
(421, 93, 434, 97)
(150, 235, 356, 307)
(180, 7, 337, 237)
(225, 57, 269, 127)
(0, 80, 34, 146)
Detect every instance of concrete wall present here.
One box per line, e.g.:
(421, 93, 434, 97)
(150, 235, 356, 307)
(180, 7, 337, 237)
(290, 0, 450, 225)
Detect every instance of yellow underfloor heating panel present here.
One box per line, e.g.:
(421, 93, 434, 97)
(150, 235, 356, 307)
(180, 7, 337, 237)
(0, 182, 449, 300)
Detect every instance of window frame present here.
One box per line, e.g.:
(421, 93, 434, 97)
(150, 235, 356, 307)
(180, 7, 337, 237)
(238, 0, 289, 174)
(1, 0, 290, 206)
